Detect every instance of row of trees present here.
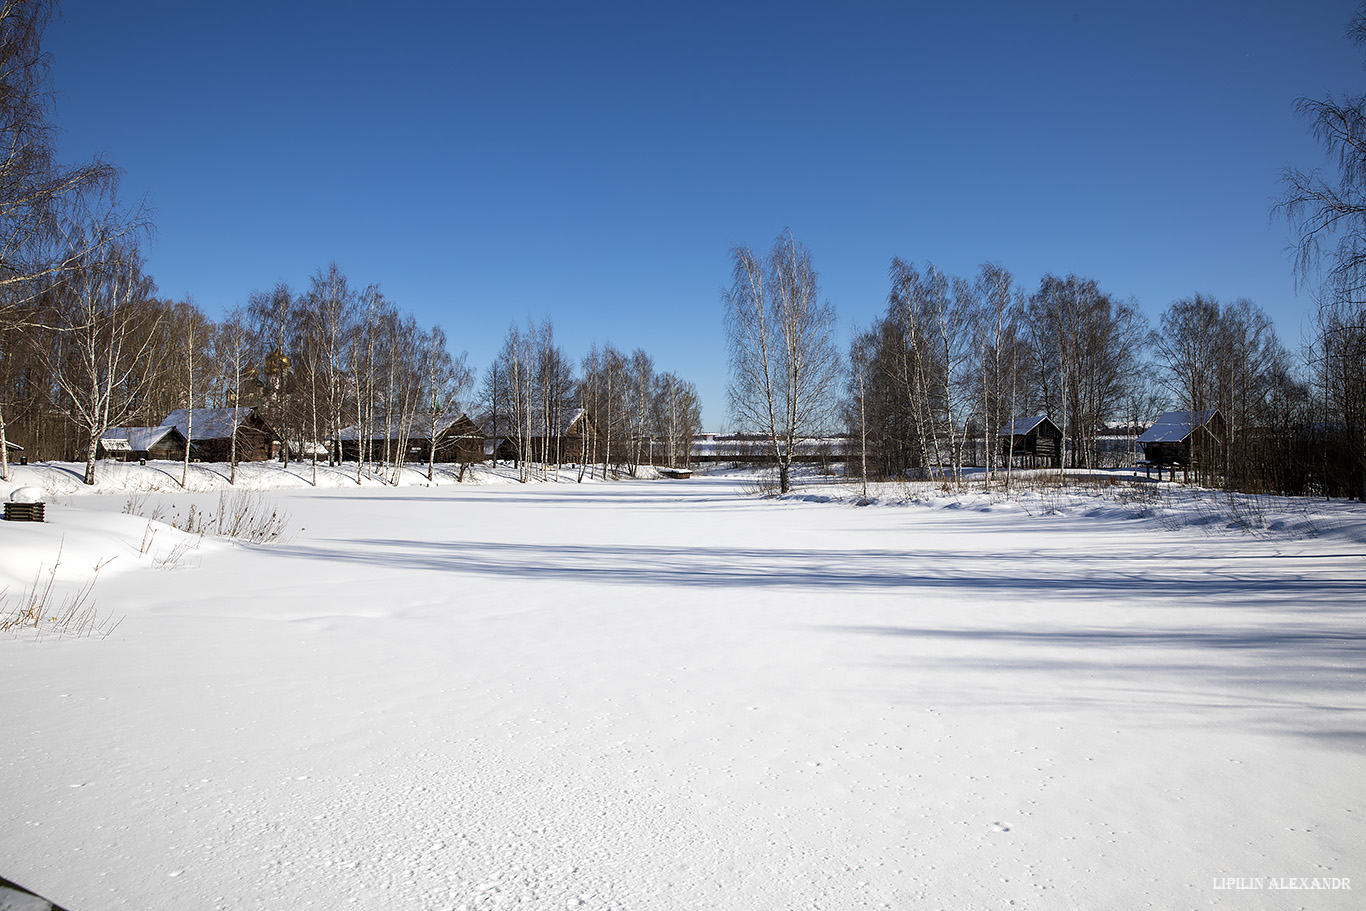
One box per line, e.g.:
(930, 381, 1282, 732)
(1152, 295, 1306, 492)
(7, 256, 705, 485)
(1305, 295, 1366, 497)
(234, 266, 474, 486)
(482, 319, 703, 482)
(2, 258, 476, 485)
(842, 262, 1305, 492)
(721, 232, 1347, 496)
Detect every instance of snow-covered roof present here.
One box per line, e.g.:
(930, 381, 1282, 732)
(475, 408, 591, 438)
(288, 440, 331, 457)
(1137, 410, 1222, 444)
(163, 407, 260, 440)
(998, 416, 1056, 437)
(100, 425, 183, 452)
(559, 407, 589, 435)
(475, 411, 516, 438)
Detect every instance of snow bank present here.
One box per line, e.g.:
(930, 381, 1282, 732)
(0, 460, 488, 498)
(770, 467, 1366, 545)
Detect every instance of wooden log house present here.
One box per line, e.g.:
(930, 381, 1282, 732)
(337, 412, 484, 464)
(477, 407, 598, 465)
(161, 407, 277, 462)
(997, 416, 1063, 469)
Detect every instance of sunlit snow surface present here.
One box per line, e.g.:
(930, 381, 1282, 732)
(1, 462, 1363, 910)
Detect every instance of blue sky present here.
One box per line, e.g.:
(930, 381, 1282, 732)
(47, 1, 1363, 428)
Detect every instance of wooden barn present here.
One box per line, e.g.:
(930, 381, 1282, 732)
(477, 408, 598, 465)
(337, 412, 484, 463)
(1137, 410, 1227, 481)
(482, 435, 519, 462)
(533, 407, 597, 465)
(97, 425, 190, 462)
(998, 416, 1063, 468)
(161, 407, 276, 462)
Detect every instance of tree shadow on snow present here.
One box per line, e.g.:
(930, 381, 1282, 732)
(261, 535, 1366, 610)
(826, 623, 1366, 749)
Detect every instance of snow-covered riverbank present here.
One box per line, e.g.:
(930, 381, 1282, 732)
(2, 468, 1362, 909)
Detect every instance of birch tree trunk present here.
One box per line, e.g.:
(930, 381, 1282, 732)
(181, 320, 193, 487)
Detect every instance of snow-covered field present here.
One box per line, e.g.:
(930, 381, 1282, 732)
(1, 462, 1363, 910)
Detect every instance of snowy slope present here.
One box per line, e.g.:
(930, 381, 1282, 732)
(1, 468, 1362, 909)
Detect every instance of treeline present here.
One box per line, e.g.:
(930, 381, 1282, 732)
(1, 261, 474, 483)
(717, 230, 1359, 499)
(844, 259, 1362, 498)
(1300, 295, 1366, 499)
(481, 319, 703, 482)
(2, 258, 704, 484)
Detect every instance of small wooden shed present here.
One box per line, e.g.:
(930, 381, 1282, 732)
(97, 425, 190, 462)
(998, 416, 1062, 468)
(1136, 410, 1227, 481)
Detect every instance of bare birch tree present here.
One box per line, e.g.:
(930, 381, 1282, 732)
(724, 231, 840, 494)
(0, 1, 144, 475)
(347, 283, 388, 483)
(887, 259, 944, 478)
(625, 348, 654, 475)
(420, 324, 473, 481)
(651, 371, 701, 470)
(581, 342, 627, 478)
(1276, 6, 1366, 300)
(845, 328, 873, 497)
(246, 281, 297, 463)
(216, 306, 249, 484)
(493, 321, 535, 482)
(0, 0, 121, 314)
(173, 300, 212, 487)
(973, 263, 1025, 486)
(46, 240, 160, 483)
(1025, 274, 1146, 470)
(300, 263, 356, 467)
